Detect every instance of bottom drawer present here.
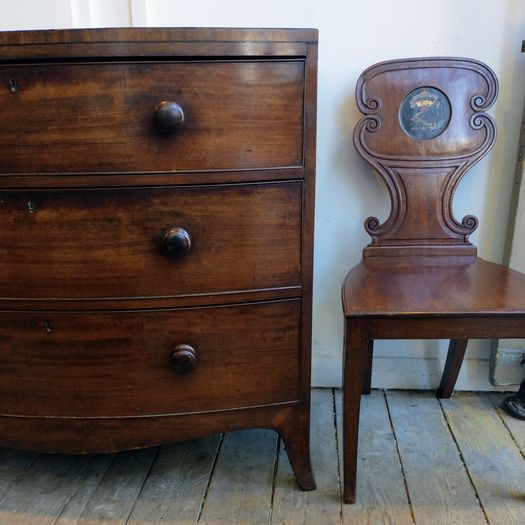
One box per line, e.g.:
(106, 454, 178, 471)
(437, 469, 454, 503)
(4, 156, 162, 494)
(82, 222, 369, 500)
(0, 300, 301, 417)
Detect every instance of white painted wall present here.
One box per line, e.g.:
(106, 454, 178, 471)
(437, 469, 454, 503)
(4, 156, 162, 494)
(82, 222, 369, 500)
(0, 0, 74, 30)
(0, 0, 131, 30)
(1, 0, 524, 390)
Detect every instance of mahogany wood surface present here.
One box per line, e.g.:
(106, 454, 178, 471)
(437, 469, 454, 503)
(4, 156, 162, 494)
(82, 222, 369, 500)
(0, 61, 304, 174)
(354, 57, 497, 257)
(0, 183, 301, 301)
(0, 402, 316, 490)
(0, 300, 300, 418)
(343, 256, 525, 316)
(0, 167, 304, 189)
(342, 57, 525, 504)
(0, 27, 318, 492)
(437, 339, 469, 398)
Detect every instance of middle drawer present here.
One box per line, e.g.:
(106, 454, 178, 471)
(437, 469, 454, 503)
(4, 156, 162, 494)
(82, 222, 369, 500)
(0, 182, 302, 301)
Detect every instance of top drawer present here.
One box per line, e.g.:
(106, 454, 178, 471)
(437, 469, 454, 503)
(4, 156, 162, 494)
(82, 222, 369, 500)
(0, 60, 304, 174)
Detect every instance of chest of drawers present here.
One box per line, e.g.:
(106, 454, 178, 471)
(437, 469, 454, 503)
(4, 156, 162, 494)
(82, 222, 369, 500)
(0, 28, 317, 490)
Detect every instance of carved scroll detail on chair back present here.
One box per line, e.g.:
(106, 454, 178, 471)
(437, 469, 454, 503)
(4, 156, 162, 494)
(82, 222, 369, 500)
(354, 57, 498, 257)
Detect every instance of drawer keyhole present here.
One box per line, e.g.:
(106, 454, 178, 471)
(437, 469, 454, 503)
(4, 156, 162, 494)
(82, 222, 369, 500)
(9, 79, 18, 93)
(44, 320, 53, 333)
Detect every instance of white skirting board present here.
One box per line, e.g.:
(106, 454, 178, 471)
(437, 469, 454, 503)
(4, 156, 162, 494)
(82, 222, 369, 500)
(491, 344, 525, 387)
(313, 355, 515, 392)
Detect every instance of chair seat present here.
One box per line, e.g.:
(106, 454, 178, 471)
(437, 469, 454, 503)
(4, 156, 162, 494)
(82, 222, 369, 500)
(342, 256, 525, 317)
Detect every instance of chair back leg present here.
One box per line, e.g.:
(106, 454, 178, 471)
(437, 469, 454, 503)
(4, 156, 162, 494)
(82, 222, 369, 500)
(437, 339, 469, 398)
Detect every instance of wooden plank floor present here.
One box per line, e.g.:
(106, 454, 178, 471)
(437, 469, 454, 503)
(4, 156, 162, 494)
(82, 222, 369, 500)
(1, 389, 524, 525)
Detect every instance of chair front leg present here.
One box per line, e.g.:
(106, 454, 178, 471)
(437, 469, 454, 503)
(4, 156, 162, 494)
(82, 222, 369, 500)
(437, 339, 468, 399)
(343, 316, 369, 504)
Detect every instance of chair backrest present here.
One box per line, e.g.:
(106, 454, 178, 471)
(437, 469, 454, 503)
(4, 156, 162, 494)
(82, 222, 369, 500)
(353, 57, 498, 257)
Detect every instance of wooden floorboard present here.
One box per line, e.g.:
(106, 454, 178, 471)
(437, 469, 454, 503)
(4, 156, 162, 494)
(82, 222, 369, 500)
(387, 391, 488, 525)
(127, 436, 221, 525)
(0, 390, 522, 524)
(337, 390, 414, 525)
(0, 454, 104, 525)
(0, 448, 39, 504)
(198, 429, 277, 525)
(488, 392, 525, 456)
(54, 454, 115, 525)
(441, 393, 525, 525)
(67, 448, 158, 525)
(271, 389, 341, 525)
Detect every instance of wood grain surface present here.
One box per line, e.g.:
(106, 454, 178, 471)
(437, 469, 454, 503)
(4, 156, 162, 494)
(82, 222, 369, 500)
(0, 26, 317, 491)
(342, 57, 525, 505)
(0, 61, 304, 174)
(0, 182, 302, 301)
(0, 300, 301, 418)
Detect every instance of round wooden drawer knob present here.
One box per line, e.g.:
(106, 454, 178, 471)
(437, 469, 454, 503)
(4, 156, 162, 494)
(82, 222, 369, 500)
(170, 344, 196, 374)
(154, 100, 185, 133)
(161, 227, 192, 259)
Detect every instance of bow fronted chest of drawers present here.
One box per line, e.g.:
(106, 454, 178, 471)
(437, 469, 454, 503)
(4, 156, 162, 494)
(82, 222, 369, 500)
(0, 27, 317, 489)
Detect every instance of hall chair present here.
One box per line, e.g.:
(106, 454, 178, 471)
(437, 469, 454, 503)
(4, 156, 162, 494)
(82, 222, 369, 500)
(342, 57, 525, 503)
